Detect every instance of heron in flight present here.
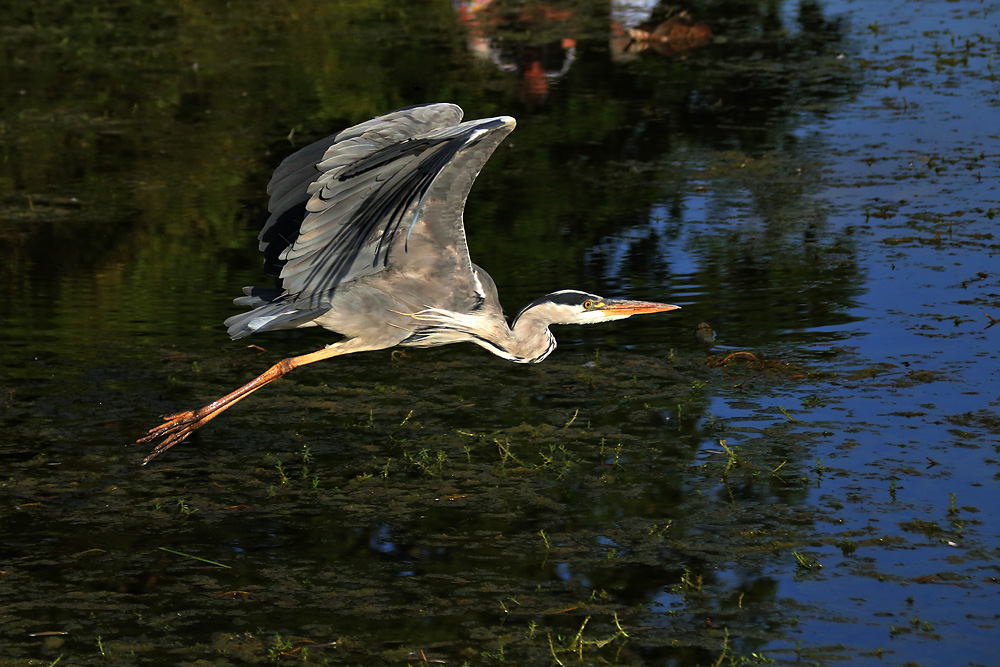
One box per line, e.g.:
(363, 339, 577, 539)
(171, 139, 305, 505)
(138, 103, 679, 464)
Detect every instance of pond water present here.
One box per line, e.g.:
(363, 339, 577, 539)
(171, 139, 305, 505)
(1, 0, 998, 665)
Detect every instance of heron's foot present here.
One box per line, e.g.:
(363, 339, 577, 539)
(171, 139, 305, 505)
(137, 408, 215, 464)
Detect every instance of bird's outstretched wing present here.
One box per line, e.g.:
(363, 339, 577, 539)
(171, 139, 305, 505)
(258, 103, 513, 308)
(226, 103, 515, 338)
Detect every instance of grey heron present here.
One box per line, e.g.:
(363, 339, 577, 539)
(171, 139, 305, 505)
(138, 103, 679, 464)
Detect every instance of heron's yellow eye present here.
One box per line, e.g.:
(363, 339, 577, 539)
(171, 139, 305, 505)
(583, 300, 593, 309)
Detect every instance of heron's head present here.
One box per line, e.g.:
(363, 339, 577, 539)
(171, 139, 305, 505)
(513, 290, 679, 327)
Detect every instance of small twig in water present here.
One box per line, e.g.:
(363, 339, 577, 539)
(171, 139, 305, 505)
(548, 633, 566, 667)
(158, 547, 231, 569)
(779, 406, 800, 422)
(720, 351, 758, 364)
(538, 529, 550, 549)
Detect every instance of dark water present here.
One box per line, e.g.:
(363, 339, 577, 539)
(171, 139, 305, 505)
(1, 0, 998, 665)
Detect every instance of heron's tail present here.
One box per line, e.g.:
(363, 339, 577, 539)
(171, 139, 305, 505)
(224, 287, 323, 339)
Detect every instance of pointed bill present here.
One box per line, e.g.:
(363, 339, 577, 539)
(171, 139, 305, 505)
(596, 299, 680, 316)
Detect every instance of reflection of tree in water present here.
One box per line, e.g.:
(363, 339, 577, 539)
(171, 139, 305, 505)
(611, 7, 712, 61)
(456, 0, 583, 104)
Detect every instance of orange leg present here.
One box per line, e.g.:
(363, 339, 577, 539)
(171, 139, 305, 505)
(138, 344, 351, 464)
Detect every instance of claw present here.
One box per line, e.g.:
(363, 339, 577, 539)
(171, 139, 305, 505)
(141, 431, 193, 465)
(137, 410, 212, 464)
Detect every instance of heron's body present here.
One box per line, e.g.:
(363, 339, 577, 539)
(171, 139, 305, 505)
(138, 103, 678, 463)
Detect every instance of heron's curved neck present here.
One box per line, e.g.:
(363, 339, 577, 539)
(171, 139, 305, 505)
(401, 303, 557, 363)
(500, 306, 557, 364)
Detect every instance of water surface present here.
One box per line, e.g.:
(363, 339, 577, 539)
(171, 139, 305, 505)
(1, 0, 998, 665)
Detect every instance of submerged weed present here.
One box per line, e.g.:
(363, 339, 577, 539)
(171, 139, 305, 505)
(402, 448, 448, 476)
(778, 406, 799, 422)
(706, 411, 727, 433)
(546, 613, 629, 665)
(838, 537, 857, 555)
(495, 437, 525, 469)
(680, 567, 703, 593)
(267, 634, 294, 661)
(608, 442, 624, 467)
(801, 394, 826, 408)
(712, 627, 772, 666)
(538, 529, 550, 549)
(647, 522, 672, 538)
(719, 440, 740, 480)
(537, 443, 576, 479)
(274, 460, 289, 485)
(793, 551, 822, 571)
(176, 499, 198, 516)
(480, 641, 505, 662)
(588, 589, 609, 602)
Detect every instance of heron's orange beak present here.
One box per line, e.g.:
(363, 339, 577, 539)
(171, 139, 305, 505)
(596, 299, 680, 316)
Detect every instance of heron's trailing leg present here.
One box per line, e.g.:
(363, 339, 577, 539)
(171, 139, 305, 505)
(138, 343, 353, 464)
